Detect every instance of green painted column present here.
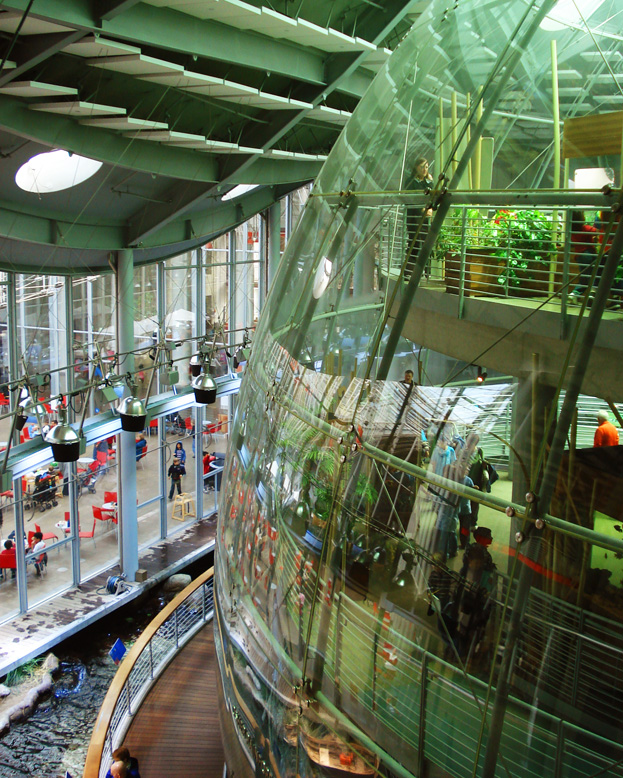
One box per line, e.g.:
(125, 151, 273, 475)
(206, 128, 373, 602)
(268, 201, 281, 292)
(117, 248, 139, 582)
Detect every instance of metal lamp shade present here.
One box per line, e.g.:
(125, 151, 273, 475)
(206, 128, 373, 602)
(192, 373, 217, 404)
(20, 397, 47, 419)
(15, 413, 27, 431)
(117, 396, 147, 432)
(45, 423, 81, 463)
(189, 354, 203, 377)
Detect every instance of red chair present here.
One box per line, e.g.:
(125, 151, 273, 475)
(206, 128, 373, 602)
(79, 518, 97, 546)
(0, 393, 9, 414)
(0, 551, 16, 579)
(94, 504, 117, 524)
(149, 418, 159, 436)
(104, 491, 117, 504)
(34, 522, 58, 543)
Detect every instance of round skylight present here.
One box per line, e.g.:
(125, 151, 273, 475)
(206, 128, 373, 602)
(15, 150, 103, 194)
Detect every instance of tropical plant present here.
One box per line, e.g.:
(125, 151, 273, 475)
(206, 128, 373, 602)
(490, 209, 555, 289)
(436, 207, 494, 256)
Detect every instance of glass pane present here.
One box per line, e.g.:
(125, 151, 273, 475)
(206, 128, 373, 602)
(216, 4, 623, 778)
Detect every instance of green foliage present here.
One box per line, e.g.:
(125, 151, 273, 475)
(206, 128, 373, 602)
(5, 658, 42, 687)
(437, 208, 494, 256)
(491, 209, 555, 289)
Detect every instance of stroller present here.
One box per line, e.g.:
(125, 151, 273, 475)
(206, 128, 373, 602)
(78, 461, 100, 496)
(29, 473, 59, 512)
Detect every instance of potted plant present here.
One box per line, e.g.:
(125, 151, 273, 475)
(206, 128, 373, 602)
(490, 209, 556, 297)
(439, 208, 499, 295)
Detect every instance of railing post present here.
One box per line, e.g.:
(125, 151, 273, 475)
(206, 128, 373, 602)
(560, 210, 572, 338)
(126, 678, 132, 717)
(505, 218, 511, 297)
(458, 207, 468, 318)
(554, 718, 564, 778)
(572, 633, 582, 707)
(417, 652, 428, 778)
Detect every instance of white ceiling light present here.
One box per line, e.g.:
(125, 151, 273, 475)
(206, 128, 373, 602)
(221, 184, 259, 201)
(312, 257, 333, 299)
(540, 0, 605, 31)
(15, 149, 103, 193)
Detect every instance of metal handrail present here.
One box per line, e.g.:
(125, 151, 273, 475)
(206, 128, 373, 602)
(83, 568, 215, 778)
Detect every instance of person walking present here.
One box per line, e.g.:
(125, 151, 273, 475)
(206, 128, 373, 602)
(594, 410, 619, 447)
(174, 440, 187, 464)
(168, 457, 186, 499)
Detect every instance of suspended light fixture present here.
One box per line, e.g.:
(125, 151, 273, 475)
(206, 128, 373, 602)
(476, 366, 487, 384)
(117, 394, 147, 432)
(46, 408, 81, 462)
(19, 396, 47, 418)
(192, 373, 217, 404)
(15, 409, 28, 431)
(189, 353, 203, 377)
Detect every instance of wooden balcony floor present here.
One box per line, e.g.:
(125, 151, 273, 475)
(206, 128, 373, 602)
(123, 622, 225, 778)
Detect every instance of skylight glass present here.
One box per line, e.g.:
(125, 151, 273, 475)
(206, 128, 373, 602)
(540, 0, 605, 31)
(221, 184, 259, 201)
(15, 150, 103, 194)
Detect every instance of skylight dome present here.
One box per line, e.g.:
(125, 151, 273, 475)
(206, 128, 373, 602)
(15, 150, 103, 194)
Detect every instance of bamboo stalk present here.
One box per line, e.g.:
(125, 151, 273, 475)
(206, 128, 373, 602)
(466, 92, 472, 189)
(549, 39, 561, 296)
(451, 90, 458, 177)
(438, 97, 445, 173)
(474, 87, 483, 190)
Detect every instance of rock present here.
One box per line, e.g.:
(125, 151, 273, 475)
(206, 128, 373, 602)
(0, 716, 8, 735)
(0, 684, 10, 698)
(43, 653, 60, 673)
(162, 573, 191, 592)
(38, 672, 53, 695)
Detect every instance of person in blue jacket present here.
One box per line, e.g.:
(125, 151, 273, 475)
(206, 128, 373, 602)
(174, 440, 186, 464)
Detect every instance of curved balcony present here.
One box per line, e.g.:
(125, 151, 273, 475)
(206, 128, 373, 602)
(84, 569, 220, 778)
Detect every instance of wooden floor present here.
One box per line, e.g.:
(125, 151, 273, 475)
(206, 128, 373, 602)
(124, 622, 225, 778)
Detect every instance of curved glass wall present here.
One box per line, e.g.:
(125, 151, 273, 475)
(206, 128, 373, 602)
(216, 3, 623, 778)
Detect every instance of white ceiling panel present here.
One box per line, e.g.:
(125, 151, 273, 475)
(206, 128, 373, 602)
(63, 35, 141, 58)
(0, 10, 72, 35)
(87, 54, 184, 77)
(0, 81, 78, 98)
(30, 101, 127, 117)
(224, 92, 312, 110)
(306, 106, 352, 125)
(184, 79, 257, 98)
(123, 130, 207, 143)
(254, 8, 298, 37)
(139, 70, 223, 89)
(80, 116, 169, 130)
(265, 150, 328, 161)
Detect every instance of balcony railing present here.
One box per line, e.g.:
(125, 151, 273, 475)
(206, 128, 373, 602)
(372, 191, 622, 315)
(83, 568, 214, 778)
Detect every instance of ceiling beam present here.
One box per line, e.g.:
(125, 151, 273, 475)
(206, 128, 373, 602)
(93, 0, 143, 22)
(125, 0, 419, 245)
(0, 180, 302, 272)
(0, 93, 219, 182)
(1, 0, 327, 85)
(0, 29, 86, 87)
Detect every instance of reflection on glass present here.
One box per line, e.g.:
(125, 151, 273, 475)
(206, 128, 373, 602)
(216, 2, 623, 777)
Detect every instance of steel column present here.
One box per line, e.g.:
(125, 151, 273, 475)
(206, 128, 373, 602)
(116, 249, 139, 581)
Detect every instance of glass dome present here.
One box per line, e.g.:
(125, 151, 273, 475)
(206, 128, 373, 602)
(216, 2, 623, 778)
